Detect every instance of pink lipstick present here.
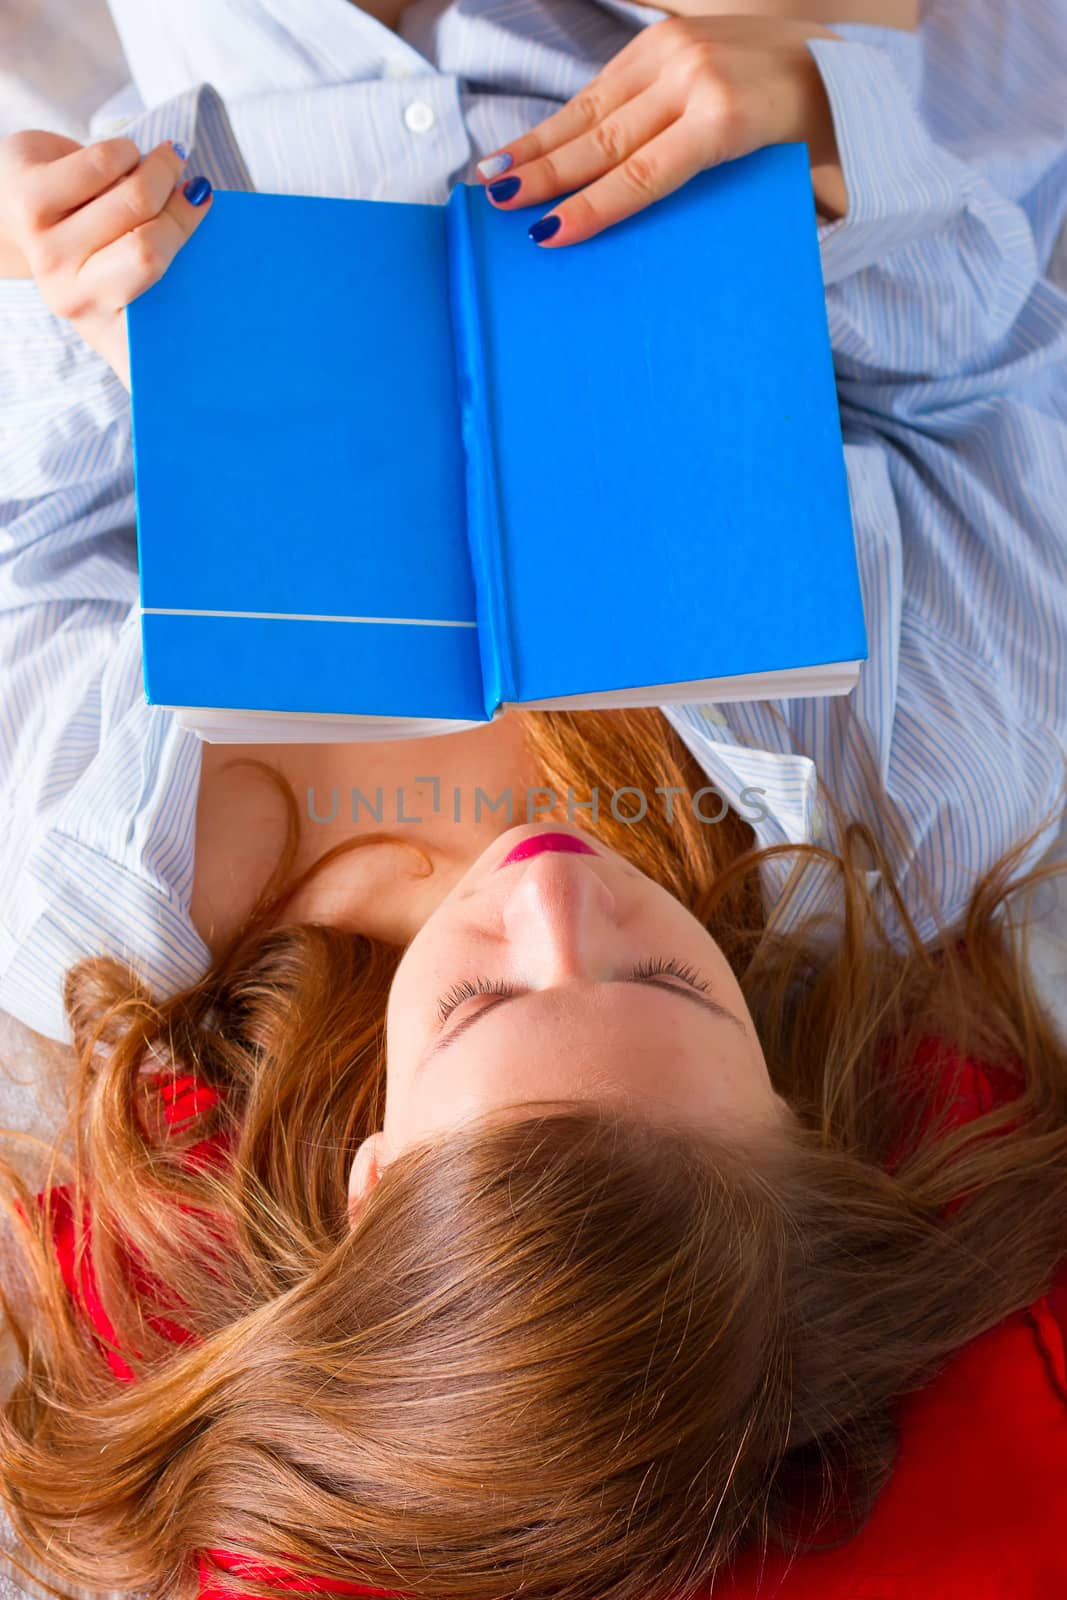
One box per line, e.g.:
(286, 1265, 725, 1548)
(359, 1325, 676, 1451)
(496, 831, 599, 870)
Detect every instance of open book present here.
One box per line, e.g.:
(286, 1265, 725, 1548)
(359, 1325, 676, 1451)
(126, 145, 866, 744)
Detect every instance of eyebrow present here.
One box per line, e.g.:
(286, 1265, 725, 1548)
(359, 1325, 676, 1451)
(422, 975, 747, 1065)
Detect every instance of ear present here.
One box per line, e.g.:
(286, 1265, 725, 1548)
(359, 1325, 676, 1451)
(347, 1132, 386, 1229)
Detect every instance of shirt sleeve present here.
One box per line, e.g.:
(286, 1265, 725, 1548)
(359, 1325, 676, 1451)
(669, 17, 1067, 947)
(806, 23, 1059, 374)
(0, 85, 254, 1043)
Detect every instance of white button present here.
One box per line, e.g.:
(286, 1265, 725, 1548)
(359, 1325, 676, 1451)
(403, 100, 435, 134)
(704, 706, 727, 727)
(385, 59, 416, 78)
(100, 116, 130, 135)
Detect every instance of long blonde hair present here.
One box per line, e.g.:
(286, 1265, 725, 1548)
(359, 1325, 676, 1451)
(2, 706, 1067, 1600)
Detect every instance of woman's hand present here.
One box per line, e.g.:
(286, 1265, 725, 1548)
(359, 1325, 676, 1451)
(476, 14, 848, 246)
(0, 130, 213, 390)
(628, 0, 918, 24)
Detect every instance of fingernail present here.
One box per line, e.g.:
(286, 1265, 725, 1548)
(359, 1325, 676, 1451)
(477, 153, 513, 180)
(170, 140, 188, 161)
(183, 176, 212, 206)
(529, 214, 561, 245)
(488, 176, 522, 203)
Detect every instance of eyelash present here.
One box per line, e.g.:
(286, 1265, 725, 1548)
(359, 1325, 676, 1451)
(435, 956, 710, 1026)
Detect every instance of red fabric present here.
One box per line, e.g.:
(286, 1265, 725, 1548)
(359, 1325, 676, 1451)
(718, 1035, 1067, 1599)
(34, 1041, 1067, 1599)
(197, 1551, 387, 1598)
(30, 1072, 232, 1382)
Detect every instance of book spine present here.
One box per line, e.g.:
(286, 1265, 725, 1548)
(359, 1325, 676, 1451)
(445, 182, 513, 717)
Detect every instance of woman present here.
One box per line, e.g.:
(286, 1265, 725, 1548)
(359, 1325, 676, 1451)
(1, 0, 1067, 1595)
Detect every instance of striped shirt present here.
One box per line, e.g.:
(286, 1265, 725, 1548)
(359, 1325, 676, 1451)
(2, 0, 1066, 1043)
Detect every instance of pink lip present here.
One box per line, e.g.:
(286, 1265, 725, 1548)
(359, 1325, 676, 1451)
(496, 832, 599, 870)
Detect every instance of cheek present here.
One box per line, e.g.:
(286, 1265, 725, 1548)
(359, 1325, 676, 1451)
(384, 957, 426, 1068)
(707, 946, 754, 1017)
(385, 936, 457, 1063)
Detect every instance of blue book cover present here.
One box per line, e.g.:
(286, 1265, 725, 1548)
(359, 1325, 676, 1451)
(126, 145, 867, 740)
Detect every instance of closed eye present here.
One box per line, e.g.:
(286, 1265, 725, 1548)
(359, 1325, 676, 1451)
(426, 955, 746, 1062)
(435, 954, 708, 1024)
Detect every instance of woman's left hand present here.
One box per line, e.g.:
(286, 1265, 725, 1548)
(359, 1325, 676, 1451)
(476, 13, 847, 246)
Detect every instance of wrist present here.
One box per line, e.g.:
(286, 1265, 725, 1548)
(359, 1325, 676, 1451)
(0, 234, 31, 278)
(74, 310, 131, 391)
(795, 41, 846, 224)
(811, 160, 847, 224)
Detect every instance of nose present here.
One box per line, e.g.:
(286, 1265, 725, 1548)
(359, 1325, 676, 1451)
(499, 852, 618, 986)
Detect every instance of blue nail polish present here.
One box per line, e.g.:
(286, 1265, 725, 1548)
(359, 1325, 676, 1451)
(170, 141, 189, 162)
(529, 214, 561, 244)
(183, 176, 212, 206)
(488, 176, 522, 203)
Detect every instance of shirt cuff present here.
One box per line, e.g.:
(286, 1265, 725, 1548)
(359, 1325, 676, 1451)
(108, 80, 255, 197)
(0, 827, 211, 1045)
(806, 27, 977, 287)
(0, 652, 212, 1046)
(588, 0, 669, 28)
(0, 857, 211, 1043)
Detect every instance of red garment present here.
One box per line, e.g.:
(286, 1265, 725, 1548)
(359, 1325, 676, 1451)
(36, 1044, 1067, 1599)
(34, 1072, 229, 1383)
(719, 1035, 1067, 1599)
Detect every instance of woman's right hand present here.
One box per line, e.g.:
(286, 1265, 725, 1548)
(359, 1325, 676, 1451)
(0, 130, 213, 391)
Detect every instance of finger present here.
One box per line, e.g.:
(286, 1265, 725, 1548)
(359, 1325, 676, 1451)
(485, 82, 679, 210)
(47, 142, 189, 276)
(525, 116, 711, 248)
(475, 38, 659, 180)
(0, 128, 83, 180)
(474, 14, 796, 182)
(72, 175, 213, 316)
(19, 136, 143, 229)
